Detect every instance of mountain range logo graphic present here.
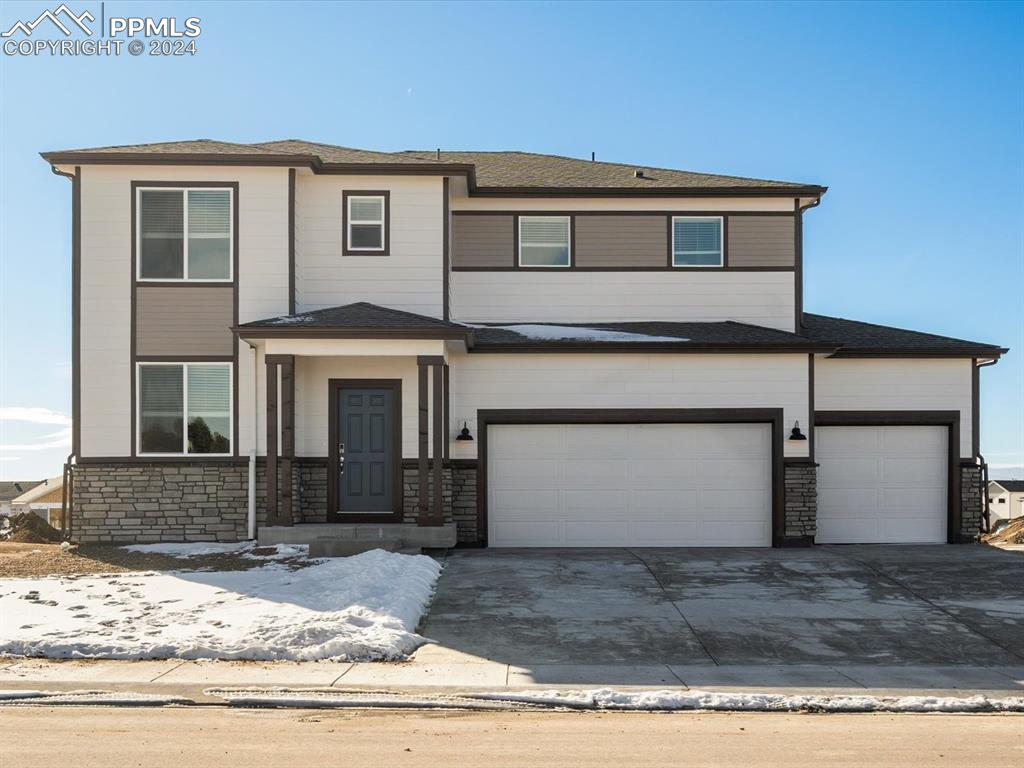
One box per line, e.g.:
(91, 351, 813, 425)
(2, 4, 95, 38)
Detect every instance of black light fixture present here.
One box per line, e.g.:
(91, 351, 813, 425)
(789, 421, 808, 441)
(455, 421, 474, 441)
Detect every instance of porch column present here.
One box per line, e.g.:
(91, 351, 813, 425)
(265, 354, 295, 527)
(417, 355, 445, 526)
(265, 357, 279, 525)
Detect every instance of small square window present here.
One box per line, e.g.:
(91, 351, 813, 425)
(344, 192, 389, 255)
(519, 216, 571, 267)
(672, 217, 723, 267)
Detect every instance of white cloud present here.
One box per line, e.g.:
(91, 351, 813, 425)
(0, 427, 71, 452)
(0, 407, 71, 426)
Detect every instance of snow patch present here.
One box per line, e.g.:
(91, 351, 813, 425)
(120, 541, 308, 561)
(0, 549, 441, 662)
(0, 689, 190, 706)
(469, 324, 686, 343)
(474, 688, 1024, 713)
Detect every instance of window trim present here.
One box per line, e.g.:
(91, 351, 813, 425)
(342, 190, 390, 256)
(517, 215, 572, 268)
(136, 361, 234, 457)
(671, 215, 724, 268)
(135, 186, 235, 282)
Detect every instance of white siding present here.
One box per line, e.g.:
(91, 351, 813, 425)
(295, 173, 444, 318)
(449, 352, 810, 459)
(451, 271, 795, 330)
(78, 165, 289, 458)
(295, 356, 434, 458)
(814, 358, 974, 458)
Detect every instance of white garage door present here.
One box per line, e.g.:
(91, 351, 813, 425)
(487, 423, 772, 547)
(816, 426, 947, 544)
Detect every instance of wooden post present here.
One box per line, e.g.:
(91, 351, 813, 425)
(280, 355, 295, 526)
(433, 361, 444, 525)
(417, 359, 430, 524)
(265, 357, 279, 526)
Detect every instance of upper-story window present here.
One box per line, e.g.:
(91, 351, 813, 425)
(343, 191, 390, 255)
(672, 216, 723, 267)
(137, 362, 232, 456)
(138, 188, 233, 280)
(519, 216, 571, 267)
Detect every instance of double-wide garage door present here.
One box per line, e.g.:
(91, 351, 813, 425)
(816, 426, 948, 544)
(487, 423, 773, 547)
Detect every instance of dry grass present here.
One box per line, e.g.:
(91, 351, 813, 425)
(0, 542, 305, 579)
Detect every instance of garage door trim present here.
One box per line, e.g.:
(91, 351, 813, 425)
(476, 408, 785, 547)
(814, 410, 961, 543)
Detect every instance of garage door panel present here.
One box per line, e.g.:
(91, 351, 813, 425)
(487, 422, 773, 547)
(816, 425, 947, 544)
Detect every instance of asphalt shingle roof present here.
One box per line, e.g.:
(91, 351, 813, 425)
(42, 140, 822, 192)
(802, 314, 1006, 356)
(238, 302, 467, 331)
(992, 480, 1024, 492)
(0, 481, 42, 503)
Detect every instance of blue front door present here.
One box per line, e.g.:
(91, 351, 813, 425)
(338, 387, 395, 513)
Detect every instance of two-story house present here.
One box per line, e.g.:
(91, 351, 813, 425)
(42, 139, 1007, 548)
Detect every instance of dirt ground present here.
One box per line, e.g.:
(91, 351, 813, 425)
(0, 541, 307, 578)
(2, 706, 1021, 768)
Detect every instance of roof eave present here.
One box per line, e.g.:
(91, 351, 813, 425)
(469, 342, 838, 354)
(468, 185, 827, 198)
(232, 326, 471, 341)
(827, 347, 1008, 359)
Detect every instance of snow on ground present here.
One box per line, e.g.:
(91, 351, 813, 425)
(469, 324, 686, 343)
(121, 541, 308, 561)
(0, 549, 441, 661)
(474, 688, 1024, 713)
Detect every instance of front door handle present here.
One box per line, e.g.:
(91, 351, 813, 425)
(338, 442, 345, 475)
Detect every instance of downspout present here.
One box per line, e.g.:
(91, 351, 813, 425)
(247, 340, 258, 540)
(977, 358, 999, 533)
(51, 164, 77, 541)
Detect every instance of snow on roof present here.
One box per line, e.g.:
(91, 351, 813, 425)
(467, 324, 688, 343)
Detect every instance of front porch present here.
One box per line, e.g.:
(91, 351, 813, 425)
(237, 303, 476, 548)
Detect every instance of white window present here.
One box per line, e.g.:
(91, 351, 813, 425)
(137, 362, 232, 456)
(518, 216, 571, 267)
(345, 194, 387, 253)
(672, 216, 723, 267)
(137, 188, 233, 280)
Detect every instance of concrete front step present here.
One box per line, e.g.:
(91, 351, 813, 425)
(259, 522, 456, 548)
(308, 538, 410, 558)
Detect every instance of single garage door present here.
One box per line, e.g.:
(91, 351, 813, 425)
(816, 426, 947, 544)
(487, 423, 772, 547)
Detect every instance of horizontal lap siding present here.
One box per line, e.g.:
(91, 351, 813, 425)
(136, 286, 234, 356)
(574, 216, 666, 267)
(728, 216, 795, 267)
(452, 215, 514, 267)
(814, 357, 973, 458)
(296, 174, 443, 318)
(449, 351, 809, 459)
(451, 271, 796, 330)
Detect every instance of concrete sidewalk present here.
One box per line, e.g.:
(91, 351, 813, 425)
(3, 649, 1023, 703)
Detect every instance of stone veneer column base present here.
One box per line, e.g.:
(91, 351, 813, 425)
(959, 463, 983, 541)
(782, 461, 818, 546)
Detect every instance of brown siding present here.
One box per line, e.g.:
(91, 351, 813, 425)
(452, 215, 514, 267)
(575, 215, 667, 267)
(136, 285, 234, 356)
(728, 216, 795, 267)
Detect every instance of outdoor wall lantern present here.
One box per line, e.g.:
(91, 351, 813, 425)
(455, 421, 474, 441)
(788, 421, 808, 441)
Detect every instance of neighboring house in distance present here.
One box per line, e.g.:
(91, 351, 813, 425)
(988, 480, 1024, 526)
(0, 481, 42, 517)
(42, 139, 1009, 548)
(11, 475, 65, 528)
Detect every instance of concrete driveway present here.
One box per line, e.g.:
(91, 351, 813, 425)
(419, 545, 1024, 686)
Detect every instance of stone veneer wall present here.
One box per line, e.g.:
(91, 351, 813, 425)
(959, 464, 983, 540)
(72, 462, 269, 544)
(783, 461, 817, 543)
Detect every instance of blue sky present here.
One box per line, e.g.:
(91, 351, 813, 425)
(0, 0, 1021, 480)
